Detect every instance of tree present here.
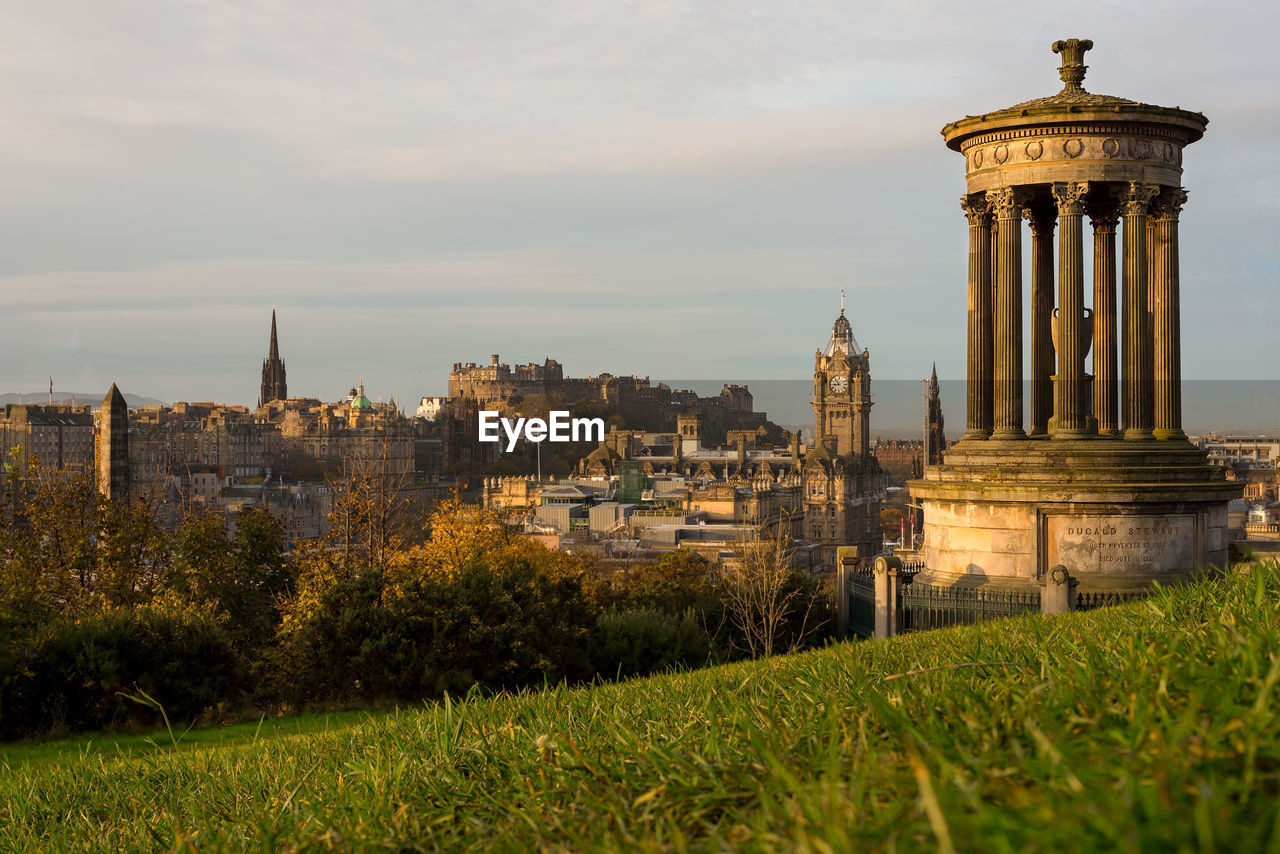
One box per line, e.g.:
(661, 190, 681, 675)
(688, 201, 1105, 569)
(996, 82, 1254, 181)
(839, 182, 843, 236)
(325, 438, 415, 599)
(723, 521, 818, 659)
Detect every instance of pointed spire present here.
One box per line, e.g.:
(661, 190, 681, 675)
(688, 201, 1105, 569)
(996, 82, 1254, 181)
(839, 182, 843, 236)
(840, 288, 845, 315)
(268, 309, 280, 359)
(104, 382, 126, 408)
(930, 362, 939, 391)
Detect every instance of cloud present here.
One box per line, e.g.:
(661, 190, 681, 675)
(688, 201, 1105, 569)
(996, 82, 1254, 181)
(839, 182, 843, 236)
(0, 0, 1276, 415)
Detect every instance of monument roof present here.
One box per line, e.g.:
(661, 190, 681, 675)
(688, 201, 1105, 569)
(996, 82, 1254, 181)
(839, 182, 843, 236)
(941, 38, 1208, 151)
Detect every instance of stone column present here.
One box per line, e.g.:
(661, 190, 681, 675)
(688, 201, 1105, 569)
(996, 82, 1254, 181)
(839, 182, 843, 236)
(1051, 181, 1091, 438)
(962, 194, 993, 440)
(1151, 187, 1189, 440)
(1121, 182, 1160, 440)
(988, 187, 1031, 440)
(1088, 197, 1120, 437)
(1025, 202, 1056, 437)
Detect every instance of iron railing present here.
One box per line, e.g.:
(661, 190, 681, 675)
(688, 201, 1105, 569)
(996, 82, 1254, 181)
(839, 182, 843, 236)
(847, 569, 876, 638)
(902, 581, 1041, 632)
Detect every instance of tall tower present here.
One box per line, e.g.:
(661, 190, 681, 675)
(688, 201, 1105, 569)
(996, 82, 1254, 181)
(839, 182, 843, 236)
(96, 384, 129, 500)
(924, 363, 946, 466)
(812, 299, 872, 459)
(259, 310, 288, 407)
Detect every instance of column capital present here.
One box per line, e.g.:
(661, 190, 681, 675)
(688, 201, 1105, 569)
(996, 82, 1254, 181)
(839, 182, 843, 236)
(960, 193, 991, 225)
(987, 186, 1034, 220)
(1023, 202, 1057, 237)
(1087, 195, 1120, 232)
(1051, 181, 1090, 215)
(1150, 187, 1189, 222)
(1121, 181, 1161, 217)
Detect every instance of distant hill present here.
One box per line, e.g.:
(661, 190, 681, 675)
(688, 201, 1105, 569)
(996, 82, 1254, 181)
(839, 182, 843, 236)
(0, 392, 166, 408)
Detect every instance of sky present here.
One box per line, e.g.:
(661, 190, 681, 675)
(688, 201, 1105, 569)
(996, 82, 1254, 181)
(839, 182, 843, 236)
(2, 1, 1277, 411)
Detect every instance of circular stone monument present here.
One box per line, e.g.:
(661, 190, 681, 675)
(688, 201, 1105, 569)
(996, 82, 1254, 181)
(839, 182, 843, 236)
(909, 39, 1240, 594)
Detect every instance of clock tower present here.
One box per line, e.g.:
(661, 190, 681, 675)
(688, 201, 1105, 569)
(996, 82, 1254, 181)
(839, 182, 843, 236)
(802, 298, 884, 571)
(813, 302, 872, 459)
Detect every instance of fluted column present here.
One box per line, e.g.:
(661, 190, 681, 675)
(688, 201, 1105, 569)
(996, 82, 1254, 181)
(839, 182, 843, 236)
(1025, 202, 1056, 437)
(1088, 197, 1120, 437)
(1151, 187, 1188, 440)
(962, 193, 993, 440)
(988, 186, 1031, 440)
(1051, 181, 1091, 438)
(1121, 182, 1160, 440)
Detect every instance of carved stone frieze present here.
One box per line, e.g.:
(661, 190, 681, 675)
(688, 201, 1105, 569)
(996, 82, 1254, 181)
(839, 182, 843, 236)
(960, 128, 1188, 185)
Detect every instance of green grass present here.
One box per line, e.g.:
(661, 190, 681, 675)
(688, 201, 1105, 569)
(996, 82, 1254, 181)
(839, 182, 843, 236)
(3, 561, 1279, 852)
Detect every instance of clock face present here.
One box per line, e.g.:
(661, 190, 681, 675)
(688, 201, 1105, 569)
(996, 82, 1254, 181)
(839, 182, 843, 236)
(829, 375, 848, 394)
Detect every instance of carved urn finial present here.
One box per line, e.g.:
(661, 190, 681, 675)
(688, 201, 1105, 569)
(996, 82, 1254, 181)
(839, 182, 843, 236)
(1051, 38, 1094, 92)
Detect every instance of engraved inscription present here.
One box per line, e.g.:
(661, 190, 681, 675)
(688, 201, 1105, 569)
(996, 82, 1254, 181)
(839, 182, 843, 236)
(1046, 514, 1197, 575)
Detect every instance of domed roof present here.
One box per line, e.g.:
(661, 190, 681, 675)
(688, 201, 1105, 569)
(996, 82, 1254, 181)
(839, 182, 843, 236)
(822, 293, 861, 357)
(350, 381, 372, 410)
(586, 442, 620, 464)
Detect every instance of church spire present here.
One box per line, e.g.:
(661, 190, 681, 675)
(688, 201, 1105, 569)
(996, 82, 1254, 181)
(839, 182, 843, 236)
(259, 309, 288, 407)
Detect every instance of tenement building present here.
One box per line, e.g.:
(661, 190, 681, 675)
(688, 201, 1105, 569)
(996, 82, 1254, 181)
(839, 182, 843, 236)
(0, 403, 94, 471)
(909, 39, 1239, 594)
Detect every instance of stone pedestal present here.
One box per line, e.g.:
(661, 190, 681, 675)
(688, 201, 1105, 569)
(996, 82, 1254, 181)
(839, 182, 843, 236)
(911, 441, 1236, 594)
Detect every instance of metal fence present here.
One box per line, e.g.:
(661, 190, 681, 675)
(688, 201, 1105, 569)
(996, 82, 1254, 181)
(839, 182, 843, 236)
(841, 555, 1151, 639)
(1076, 589, 1147, 610)
(848, 570, 875, 639)
(901, 581, 1041, 632)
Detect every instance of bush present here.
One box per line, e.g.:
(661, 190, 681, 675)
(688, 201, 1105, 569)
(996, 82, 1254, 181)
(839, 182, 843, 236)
(594, 608, 712, 678)
(2, 602, 244, 739)
(610, 550, 722, 615)
(270, 539, 601, 707)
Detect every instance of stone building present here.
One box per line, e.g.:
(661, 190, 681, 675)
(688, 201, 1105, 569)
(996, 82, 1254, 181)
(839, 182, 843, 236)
(268, 382, 415, 482)
(0, 404, 94, 471)
(129, 401, 284, 489)
(910, 39, 1239, 595)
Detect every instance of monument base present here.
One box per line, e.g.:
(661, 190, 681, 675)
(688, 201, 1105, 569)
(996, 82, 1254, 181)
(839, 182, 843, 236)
(907, 438, 1240, 593)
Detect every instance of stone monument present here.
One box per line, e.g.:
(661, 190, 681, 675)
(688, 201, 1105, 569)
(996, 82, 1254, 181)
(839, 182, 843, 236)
(909, 39, 1240, 594)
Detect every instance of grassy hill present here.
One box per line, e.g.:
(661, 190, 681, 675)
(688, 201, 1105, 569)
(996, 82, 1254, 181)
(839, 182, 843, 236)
(2, 561, 1278, 852)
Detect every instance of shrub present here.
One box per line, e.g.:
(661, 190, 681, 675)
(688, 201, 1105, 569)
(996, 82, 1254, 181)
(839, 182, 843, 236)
(270, 538, 601, 707)
(594, 608, 712, 678)
(2, 601, 244, 739)
(610, 549, 722, 615)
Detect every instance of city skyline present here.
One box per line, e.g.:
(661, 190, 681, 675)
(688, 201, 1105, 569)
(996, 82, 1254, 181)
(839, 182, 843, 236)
(2, 2, 1277, 408)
